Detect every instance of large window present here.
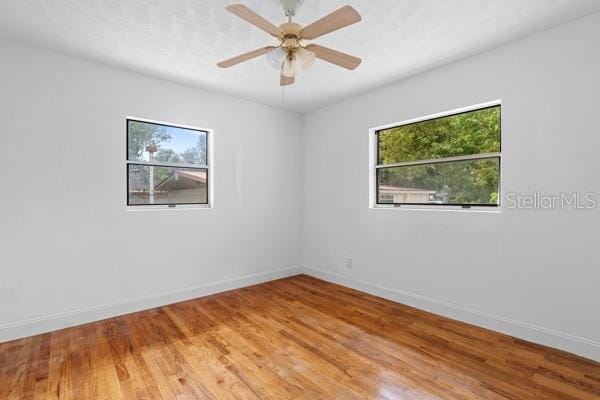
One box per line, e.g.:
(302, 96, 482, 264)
(374, 104, 501, 207)
(126, 119, 210, 207)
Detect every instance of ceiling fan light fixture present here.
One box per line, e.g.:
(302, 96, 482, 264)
(282, 57, 298, 77)
(267, 47, 287, 69)
(295, 48, 316, 71)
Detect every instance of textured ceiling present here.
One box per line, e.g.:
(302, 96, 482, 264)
(1, 0, 599, 112)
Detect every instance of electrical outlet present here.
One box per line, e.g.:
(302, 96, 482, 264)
(345, 258, 353, 269)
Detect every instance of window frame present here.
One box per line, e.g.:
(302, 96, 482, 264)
(126, 117, 213, 209)
(369, 101, 502, 210)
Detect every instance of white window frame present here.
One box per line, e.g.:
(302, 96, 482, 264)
(126, 116, 214, 210)
(369, 100, 502, 212)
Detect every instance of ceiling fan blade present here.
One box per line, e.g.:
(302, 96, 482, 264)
(305, 44, 361, 70)
(300, 6, 361, 40)
(280, 73, 295, 86)
(217, 46, 275, 68)
(226, 4, 282, 37)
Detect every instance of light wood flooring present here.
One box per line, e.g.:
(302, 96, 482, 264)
(1, 275, 599, 399)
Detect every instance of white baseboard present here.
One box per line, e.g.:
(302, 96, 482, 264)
(3, 265, 598, 362)
(0, 266, 302, 343)
(302, 266, 600, 362)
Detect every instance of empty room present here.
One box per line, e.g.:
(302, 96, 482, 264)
(1, 0, 599, 399)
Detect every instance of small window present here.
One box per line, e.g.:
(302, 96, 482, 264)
(374, 104, 501, 207)
(126, 119, 210, 207)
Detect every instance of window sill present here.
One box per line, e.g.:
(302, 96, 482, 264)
(126, 204, 213, 212)
(370, 204, 501, 213)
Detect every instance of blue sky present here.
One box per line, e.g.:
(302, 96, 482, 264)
(161, 126, 204, 154)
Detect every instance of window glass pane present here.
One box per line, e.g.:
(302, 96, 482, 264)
(127, 120, 207, 165)
(377, 157, 500, 206)
(378, 106, 500, 165)
(128, 164, 208, 205)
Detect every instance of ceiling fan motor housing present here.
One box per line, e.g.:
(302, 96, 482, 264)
(279, 22, 302, 38)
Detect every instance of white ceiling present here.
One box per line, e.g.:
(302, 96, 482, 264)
(1, 0, 599, 113)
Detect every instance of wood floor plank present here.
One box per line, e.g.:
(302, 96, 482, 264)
(1, 275, 598, 399)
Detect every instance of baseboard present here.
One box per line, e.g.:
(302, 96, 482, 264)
(4, 265, 598, 362)
(0, 266, 302, 343)
(302, 266, 600, 362)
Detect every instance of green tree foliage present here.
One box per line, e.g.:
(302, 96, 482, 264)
(153, 149, 183, 184)
(127, 120, 171, 161)
(127, 121, 171, 188)
(181, 134, 207, 165)
(378, 107, 500, 204)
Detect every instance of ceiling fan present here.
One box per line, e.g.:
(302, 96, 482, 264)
(217, 0, 362, 86)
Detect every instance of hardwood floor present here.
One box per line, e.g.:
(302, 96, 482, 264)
(1, 275, 599, 399)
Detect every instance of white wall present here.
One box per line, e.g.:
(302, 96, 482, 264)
(301, 13, 600, 360)
(0, 38, 303, 340)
